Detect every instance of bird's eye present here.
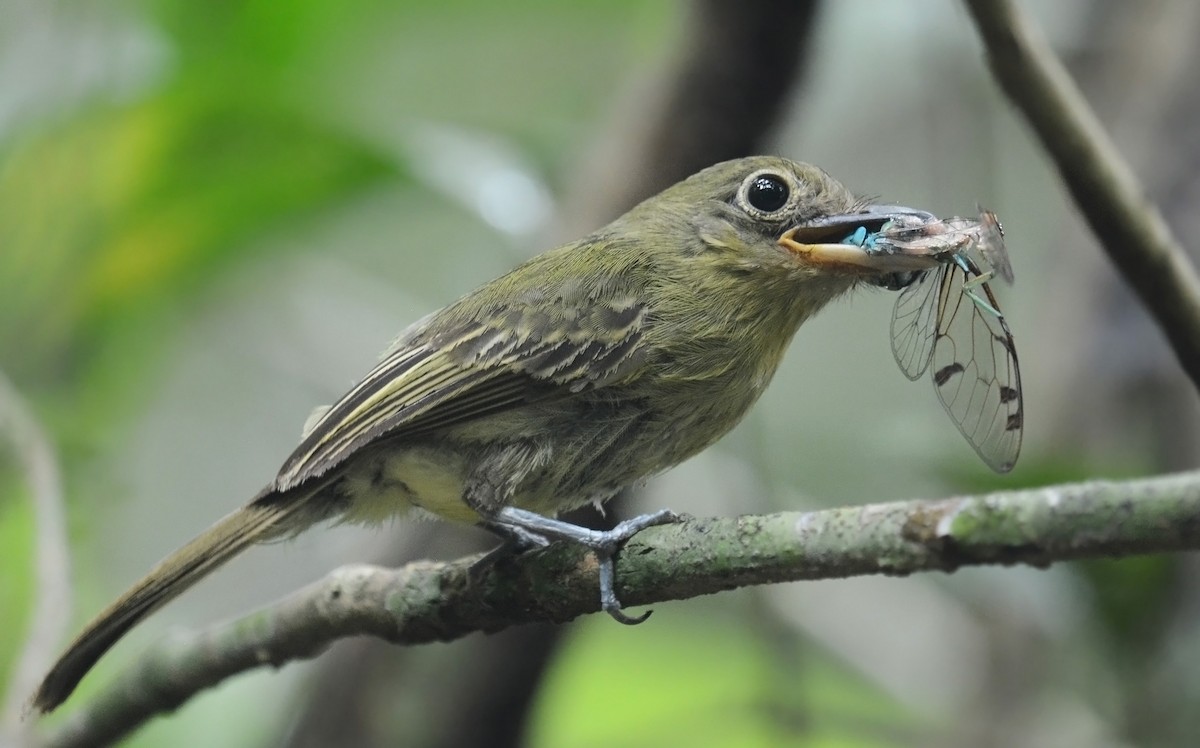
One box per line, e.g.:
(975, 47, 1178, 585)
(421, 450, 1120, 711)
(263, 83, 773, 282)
(744, 173, 790, 213)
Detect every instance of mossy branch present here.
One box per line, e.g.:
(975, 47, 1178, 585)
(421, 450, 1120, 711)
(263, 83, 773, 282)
(40, 470, 1200, 748)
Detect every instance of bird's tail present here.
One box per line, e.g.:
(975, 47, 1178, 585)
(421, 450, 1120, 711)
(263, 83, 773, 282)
(31, 492, 314, 714)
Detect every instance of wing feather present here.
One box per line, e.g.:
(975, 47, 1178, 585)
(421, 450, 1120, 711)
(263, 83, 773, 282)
(274, 295, 649, 490)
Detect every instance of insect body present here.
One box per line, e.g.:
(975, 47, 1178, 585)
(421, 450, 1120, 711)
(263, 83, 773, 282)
(848, 210, 1023, 472)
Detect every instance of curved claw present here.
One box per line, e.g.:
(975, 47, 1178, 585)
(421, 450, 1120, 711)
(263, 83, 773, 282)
(597, 543, 654, 624)
(605, 605, 652, 625)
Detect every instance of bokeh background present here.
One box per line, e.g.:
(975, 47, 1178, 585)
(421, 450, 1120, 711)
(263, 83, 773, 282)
(3, 0, 1200, 746)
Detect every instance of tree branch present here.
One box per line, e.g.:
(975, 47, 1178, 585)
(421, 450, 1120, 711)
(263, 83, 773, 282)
(963, 0, 1200, 391)
(0, 370, 71, 744)
(41, 470, 1200, 748)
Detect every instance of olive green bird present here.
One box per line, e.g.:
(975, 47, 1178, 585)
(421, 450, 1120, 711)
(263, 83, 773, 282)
(33, 156, 940, 712)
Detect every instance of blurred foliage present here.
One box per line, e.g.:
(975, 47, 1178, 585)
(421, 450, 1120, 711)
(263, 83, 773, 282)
(0, 9, 396, 434)
(0, 94, 392, 386)
(532, 615, 921, 748)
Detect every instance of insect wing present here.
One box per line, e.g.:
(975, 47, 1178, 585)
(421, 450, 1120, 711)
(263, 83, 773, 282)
(928, 265, 1023, 472)
(889, 267, 944, 380)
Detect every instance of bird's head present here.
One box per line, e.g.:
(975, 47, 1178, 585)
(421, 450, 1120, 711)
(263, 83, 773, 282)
(620, 156, 941, 312)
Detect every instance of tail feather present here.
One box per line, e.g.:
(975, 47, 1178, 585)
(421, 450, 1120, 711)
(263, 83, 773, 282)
(32, 495, 308, 713)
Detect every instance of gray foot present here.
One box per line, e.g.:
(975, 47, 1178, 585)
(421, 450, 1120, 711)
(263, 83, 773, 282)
(488, 507, 680, 624)
(469, 521, 552, 585)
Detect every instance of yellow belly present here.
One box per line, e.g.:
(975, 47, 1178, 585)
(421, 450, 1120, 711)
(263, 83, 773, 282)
(339, 447, 478, 525)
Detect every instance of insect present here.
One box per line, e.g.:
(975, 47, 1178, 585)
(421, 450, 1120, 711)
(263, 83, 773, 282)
(846, 209, 1023, 472)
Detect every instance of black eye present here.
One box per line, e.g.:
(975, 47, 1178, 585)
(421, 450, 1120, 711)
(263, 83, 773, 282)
(745, 174, 790, 213)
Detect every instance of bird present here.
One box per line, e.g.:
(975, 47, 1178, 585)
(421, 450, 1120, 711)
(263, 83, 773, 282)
(32, 155, 940, 713)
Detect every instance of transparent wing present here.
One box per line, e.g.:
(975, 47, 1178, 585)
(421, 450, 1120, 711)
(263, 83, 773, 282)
(928, 263, 1024, 472)
(889, 268, 946, 380)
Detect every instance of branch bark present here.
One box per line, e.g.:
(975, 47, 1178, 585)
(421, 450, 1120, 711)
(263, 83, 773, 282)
(963, 0, 1200, 392)
(40, 470, 1200, 748)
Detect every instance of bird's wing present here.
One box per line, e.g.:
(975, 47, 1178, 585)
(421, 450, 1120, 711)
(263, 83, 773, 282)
(272, 294, 649, 491)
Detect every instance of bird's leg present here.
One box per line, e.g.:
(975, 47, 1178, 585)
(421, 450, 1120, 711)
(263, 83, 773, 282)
(478, 517, 553, 552)
(484, 506, 680, 625)
(469, 519, 552, 586)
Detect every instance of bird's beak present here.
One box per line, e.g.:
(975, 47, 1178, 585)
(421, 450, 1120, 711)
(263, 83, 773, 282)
(778, 204, 942, 274)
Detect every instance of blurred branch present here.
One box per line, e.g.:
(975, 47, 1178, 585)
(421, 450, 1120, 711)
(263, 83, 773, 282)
(42, 470, 1200, 748)
(963, 0, 1200, 391)
(0, 371, 71, 741)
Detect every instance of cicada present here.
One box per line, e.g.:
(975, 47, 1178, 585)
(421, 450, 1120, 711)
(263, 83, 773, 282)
(847, 208, 1023, 472)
